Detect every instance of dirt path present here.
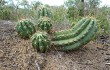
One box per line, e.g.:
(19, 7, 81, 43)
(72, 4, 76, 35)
(0, 20, 110, 70)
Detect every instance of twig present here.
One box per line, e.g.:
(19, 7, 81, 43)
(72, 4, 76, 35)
(35, 60, 40, 70)
(105, 63, 110, 65)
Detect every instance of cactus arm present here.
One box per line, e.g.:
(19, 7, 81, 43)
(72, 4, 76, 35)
(52, 20, 94, 45)
(52, 18, 91, 41)
(60, 20, 97, 51)
(54, 17, 87, 35)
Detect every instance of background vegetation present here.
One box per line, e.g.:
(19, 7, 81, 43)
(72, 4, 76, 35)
(0, 0, 110, 39)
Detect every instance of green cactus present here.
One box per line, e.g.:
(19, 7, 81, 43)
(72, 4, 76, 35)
(61, 21, 97, 51)
(53, 17, 87, 36)
(38, 17, 52, 32)
(38, 6, 52, 18)
(31, 32, 50, 53)
(52, 17, 97, 51)
(16, 19, 36, 39)
(52, 18, 91, 41)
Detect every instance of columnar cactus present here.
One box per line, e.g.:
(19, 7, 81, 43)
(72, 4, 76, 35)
(16, 19, 36, 39)
(37, 6, 52, 18)
(38, 17, 52, 32)
(31, 32, 50, 53)
(52, 17, 97, 51)
(54, 17, 87, 36)
(52, 17, 90, 40)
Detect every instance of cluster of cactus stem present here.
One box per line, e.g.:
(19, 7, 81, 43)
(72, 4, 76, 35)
(31, 32, 50, 53)
(15, 5, 97, 52)
(33, 6, 53, 52)
(37, 6, 52, 33)
(16, 19, 36, 39)
(52, 17, 97, 51)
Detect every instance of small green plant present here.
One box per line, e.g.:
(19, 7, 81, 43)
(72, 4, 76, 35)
(16, 19, 36, 39)
(38, 17, 52, 32)
(31, 32, 50, 53)
(0, 8, 11, 20)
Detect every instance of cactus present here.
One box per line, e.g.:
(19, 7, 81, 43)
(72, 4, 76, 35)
(38, 17, 52, 32)
(16, 19, 36, 39)
(37, 6, 52, 18)
(52, 17, 97, 51)
(31, 32, 50, 53)
(52, 18, 90, 41)
(37, 6, 53, 33)
(54, 17, 87, 35)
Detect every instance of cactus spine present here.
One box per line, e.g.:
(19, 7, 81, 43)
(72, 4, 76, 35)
(31, 32, 50, 53)
(16, 19, 36, 38)
(52, 17, 97, 51)
(38, 17, 52, 32)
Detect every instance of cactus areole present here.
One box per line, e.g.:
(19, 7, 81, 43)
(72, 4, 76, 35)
(16, 19, 36, 39)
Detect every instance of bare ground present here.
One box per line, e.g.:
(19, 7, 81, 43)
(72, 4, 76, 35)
(0, 20, 110, 70)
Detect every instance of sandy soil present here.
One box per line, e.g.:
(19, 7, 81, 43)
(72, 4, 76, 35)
(0, 20, 110, 70)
